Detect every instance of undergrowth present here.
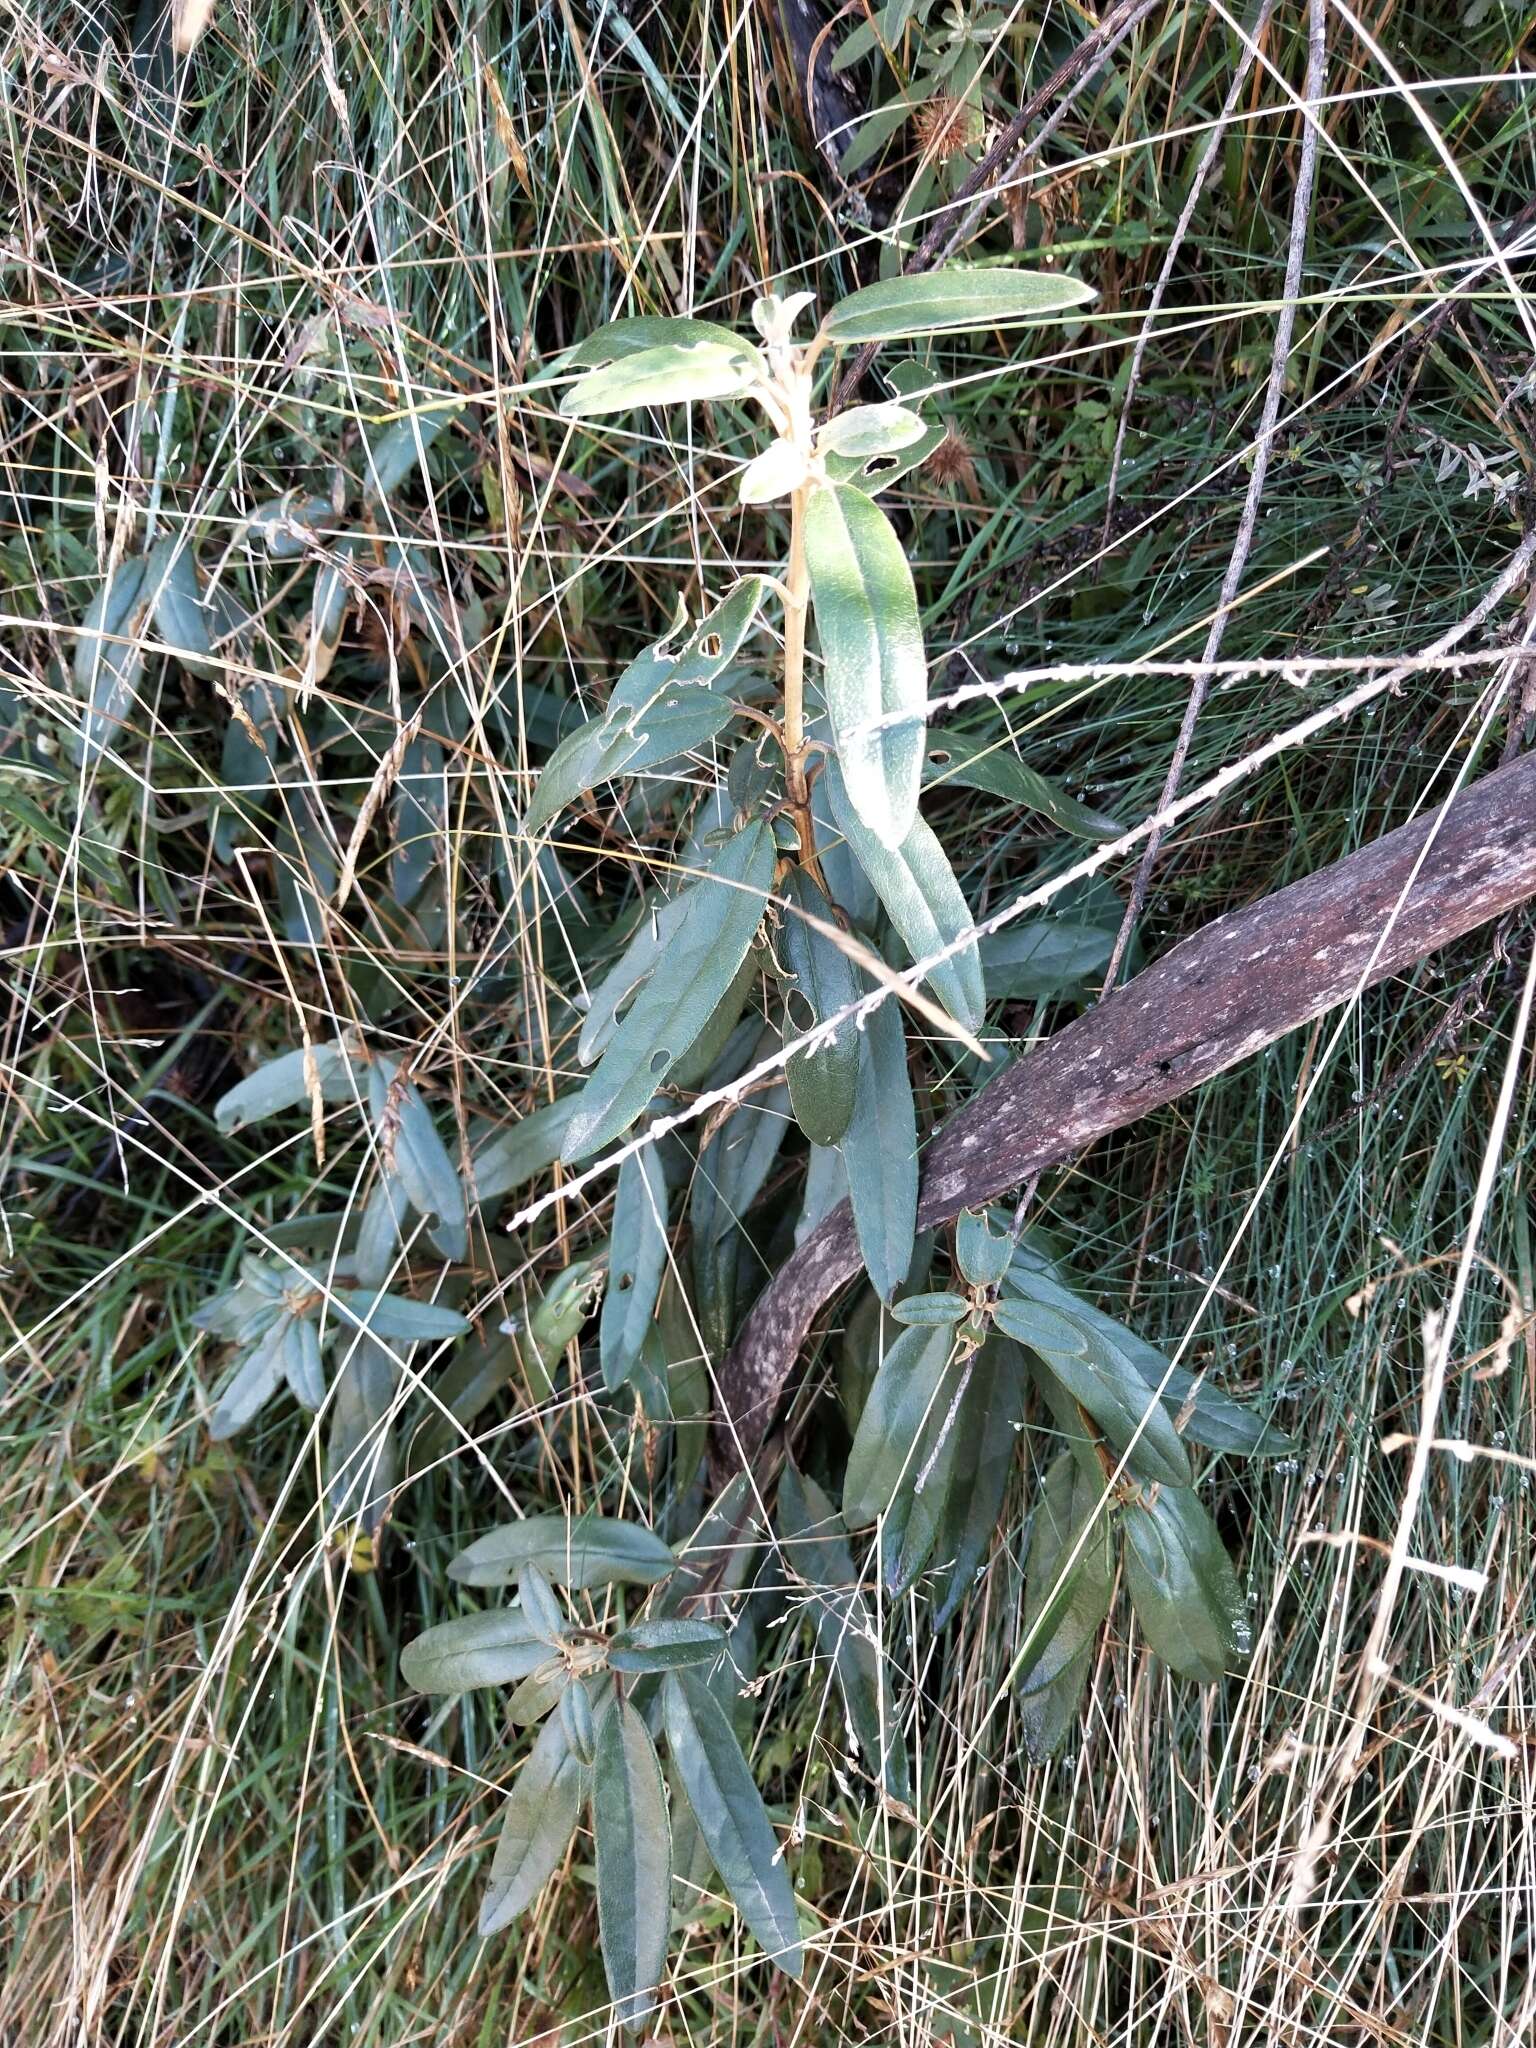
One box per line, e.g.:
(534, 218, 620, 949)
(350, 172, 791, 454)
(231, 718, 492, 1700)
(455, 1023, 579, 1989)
(2, 3, 1534, 2045)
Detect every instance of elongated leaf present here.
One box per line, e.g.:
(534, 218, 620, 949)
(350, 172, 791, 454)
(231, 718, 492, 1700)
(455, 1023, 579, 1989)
(214, 1039, 361, 1135)
(980, 921, 1115, 1002)
(1122, 1485, 1249, 1683)
(479, 1711, 586, 1934)
(325, 1334, 398, 1533)
(282, 1315, 325, 1409)
(361, 405, 460, 509)
(663, 1669, 803, 1974)
(818, 403, 927, 460)
(922, 729, 1123, 840)
(1003, 1253, 1294, 1457)
(561, 1676, 598, 1764)
(400, 1608, 548, 1693)
(561, 339, 759, 417)
(74, 548, 156, 762)
(930, 1332, 1024, 1628)
(368, 1059, 467, 1247)
(777, 1463, 910, 1804)
(778, 867, 860, 1146)
(564, 314, 760, 369)
(889, 1290, 967, 1327)
(353, 1171, 409, 1290)
(821, 266, 1096, 345)
(840, 987, 917, 1302)
(507, 1662, 569, 1725)
(392, 729, 444, 904)
(528, 580, 766, 832)
(995, 1299, 1191, 1487)
(333, 1290, 469, 1342)
(608, 1618, 726, 1673)
(843, 1321, 953, 1527)
(208, 1316, 288, 1438)
(150, 543, 216, 677)
(561, 822, 774, 1161)
(805, 482, 925, 849)
(470, 1096, 580, 1203)
(600, 1147, 670, 1389)
(594, 1699, 672, 2029)
(1017, 1452, 1115, 1760)
(449, 1513, 677, 1590)
(823, 760, 983, 1034)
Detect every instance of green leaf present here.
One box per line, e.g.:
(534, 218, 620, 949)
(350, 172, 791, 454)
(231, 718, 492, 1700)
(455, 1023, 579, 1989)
(738, 440, 809, 504)
(448, 1514, 677, 1590)
(281, 1315, 326, 1408)
(805, 482, 926, 849)
(690, 1072, 792, 1355)
(306, 540, 356, 688)
(517, 1564, 566, 1640)
(608, 1618, 727, 1673)
(392, 728, 444, 905)
(361, 405, 460, 509)
(149, 542, 216, 678)
(1003, 1252, 1295, 1458)
(843, 1321, 953, 1527)
(325, 1334, 398, 1533)
(560, 1676, 598, 1765)
(470, 1096, 580, 1203)
(995, 1299, 1192, 1487)
(922, 729, 1124, 840)
(821, 266, 1096, 345)
(979, 921, 1115, 1002)
(823, 760, 983, 1034)
(213, 1039, 360, 1135)
(561, 821, 774, 1161)
(74, 548, 155, 762)
(561, 339, 760, 418)
(563, 314, 760, 369)
(368, 1059, 467, 1250)
(507, 1662, 570, 1726)
(245, 488, 337, 559)
(818, 403, 928, 460)
(955, 1209, 1011, 1290)
(333, 1290, 469, 1342)
(840, 986, 917, 1303)
(207, 1317, 288, 1438)
(600, 1147, 670, 1389)
(889, 1290, 968, 1327)
(399, 1608, 548, 1693)
(662, 1669, 803, 1975)
(930, 1332, 1024, 1629)
(593, 1699, 672, 2030)
(479, 1711, 586, 1934)
(777, 1463, 910, 1805)
(778, 867, 860, 1146)
(528, 580, 767, 832)
(1122, 1485, 1249, 1683)
(1016, 1453, 1115, 1761)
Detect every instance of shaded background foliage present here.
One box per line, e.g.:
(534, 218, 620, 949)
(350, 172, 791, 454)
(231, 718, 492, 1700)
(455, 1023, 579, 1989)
(2, 2, 1534, 2044)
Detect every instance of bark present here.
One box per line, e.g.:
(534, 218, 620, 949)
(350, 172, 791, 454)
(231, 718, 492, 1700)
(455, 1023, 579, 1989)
(714, 749, 1536, 1467)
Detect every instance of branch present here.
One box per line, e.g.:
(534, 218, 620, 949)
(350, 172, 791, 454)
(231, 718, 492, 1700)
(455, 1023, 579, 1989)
(714, 748, 1536, 1465)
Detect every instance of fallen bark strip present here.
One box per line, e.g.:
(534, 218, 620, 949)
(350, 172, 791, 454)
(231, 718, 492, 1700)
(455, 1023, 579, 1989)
(715, 749, 1536, 1464)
